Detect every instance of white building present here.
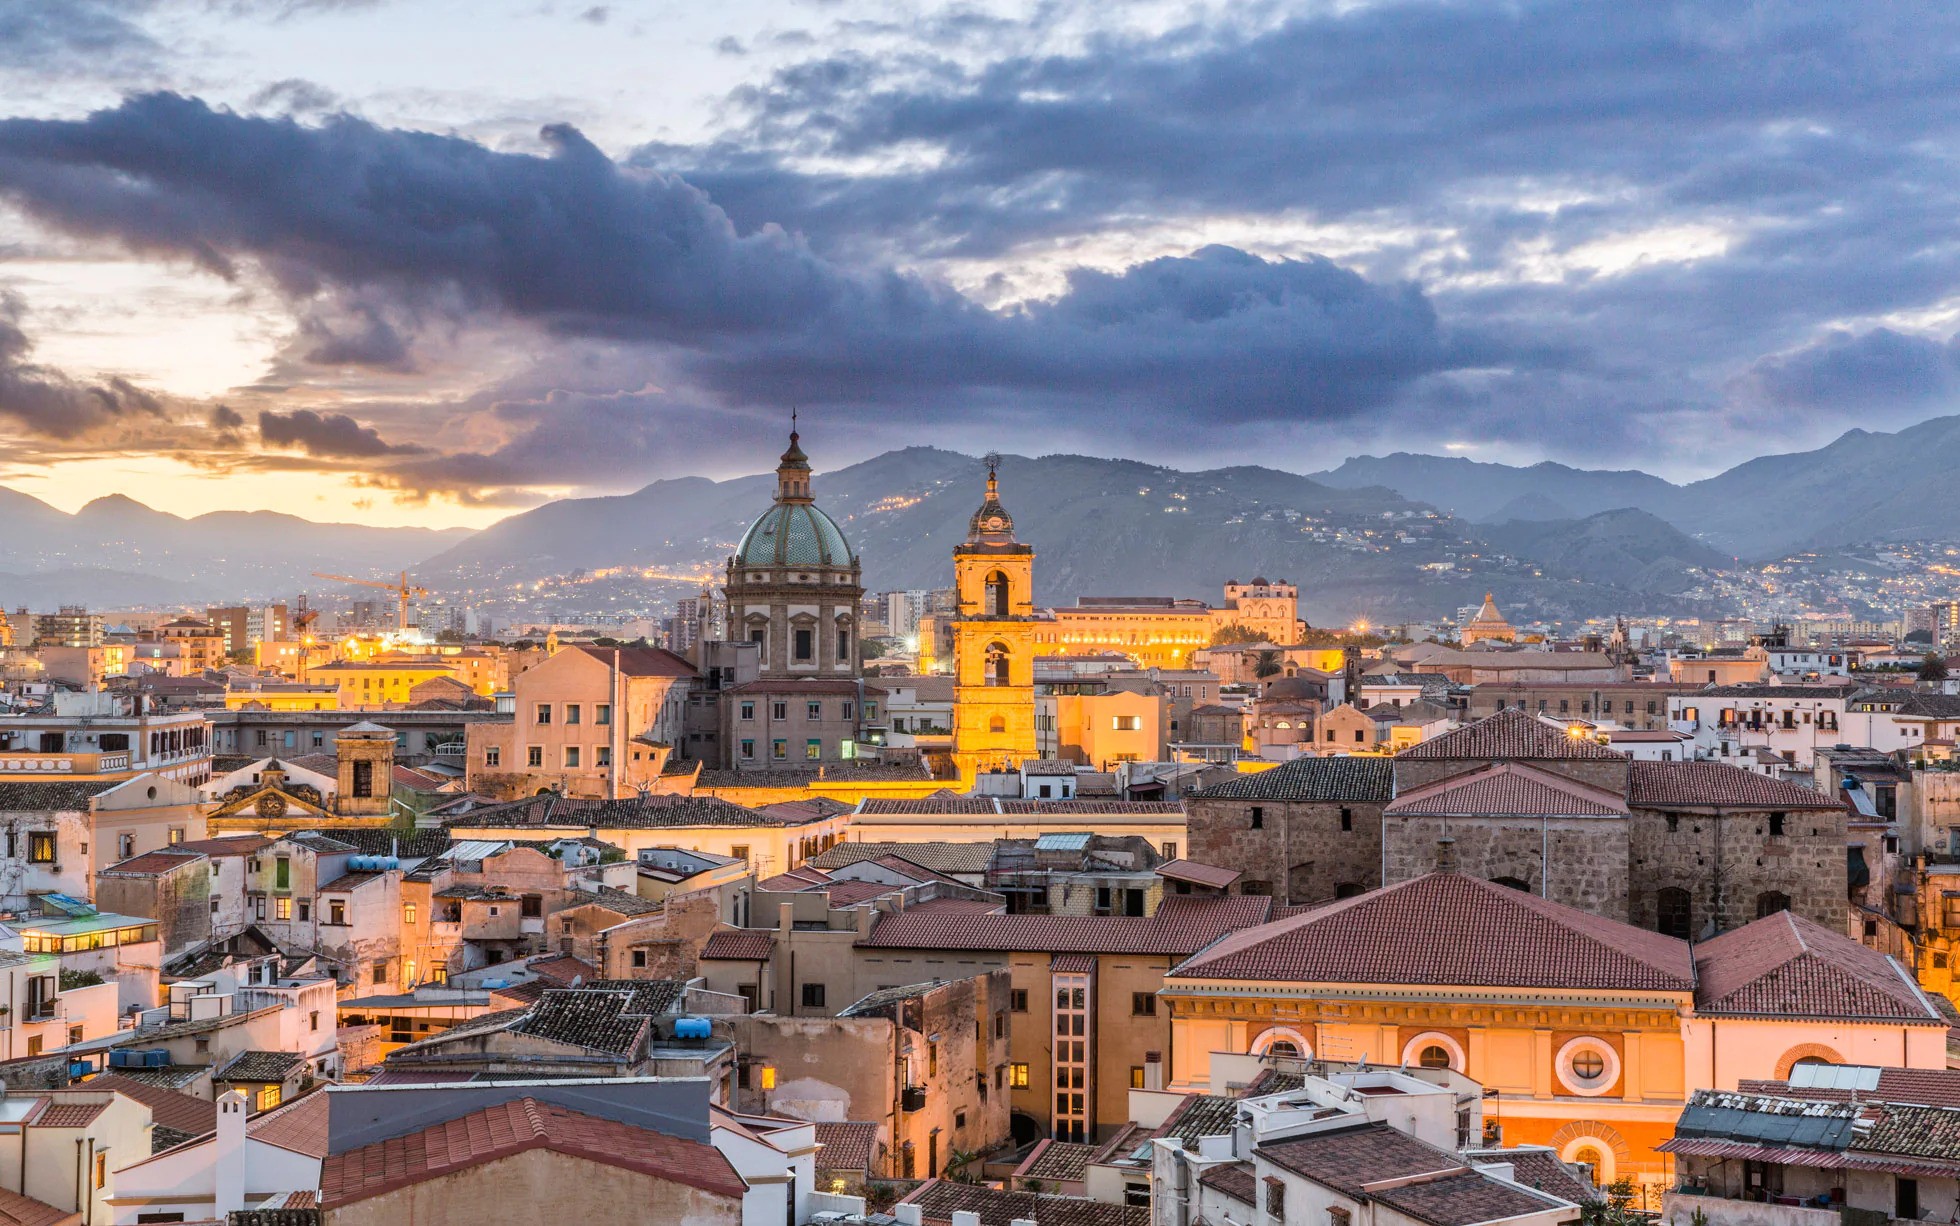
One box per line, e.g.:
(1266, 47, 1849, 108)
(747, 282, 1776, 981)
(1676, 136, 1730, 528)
(1667, 684, 1859, 767)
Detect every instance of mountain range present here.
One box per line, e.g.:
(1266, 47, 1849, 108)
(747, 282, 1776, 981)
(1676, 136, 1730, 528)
(10, 414, 1960, 618)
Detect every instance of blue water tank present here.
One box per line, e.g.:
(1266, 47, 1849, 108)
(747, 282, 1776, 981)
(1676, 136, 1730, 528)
(672, 1017, 712, 1040)
(481, 979, 508, 990)
(383, 856, 400, 871)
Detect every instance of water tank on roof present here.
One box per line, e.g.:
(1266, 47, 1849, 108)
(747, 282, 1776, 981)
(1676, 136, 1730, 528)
(383, 856, 400, 871)
(480, 979, 508, 990)
(673, 1017, 712, 1040)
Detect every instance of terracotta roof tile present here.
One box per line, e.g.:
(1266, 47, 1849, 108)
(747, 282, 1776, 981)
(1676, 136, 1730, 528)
(32, 1102, 105, 1128)
(571, 644, 697, 678)
(0, 1185, 78, 1226)
(810, 841, 995, 875)
(1257, 1121, 1465, 1197)
(89, 1073, 216, 1138)
(249, 1088, 330, 1157)
(1695, 911, 1940, 1021)
(1197, 1160, 1256, 1203)
(860, 894, 1272, 956)
(99, 849, 206, 876)
(814, 1121, 879, 1172)
(1628, 761, 1840, 809)
(320, 1097, 745, 1208)
(898, 1178, 1147, 1226)
(1373, 1168, 1575, 1225)
(217, 1050, 305, 1083)
(702, 929, 776, 961)
(1385, 762, 1629, 818)
(1464, 1148, 1601, 1204)
(1189, 757, 1394, 802)
(1396, 708, 1626, 761)
(1170, 872, 1694, 992)
(1015, 1139, 1099, 1182)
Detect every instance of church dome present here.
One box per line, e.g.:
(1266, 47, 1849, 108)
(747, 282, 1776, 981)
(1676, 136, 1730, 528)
(736, 502, 855, 568)
(733, 426, 856, 569)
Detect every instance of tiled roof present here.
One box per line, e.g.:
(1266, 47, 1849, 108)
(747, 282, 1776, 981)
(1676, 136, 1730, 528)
(1197, 1160, 1256, 1204)
(1628, 761, 1839, 809)
(1464, 1147, 1600, 1204)
(169, 834, 275, 857)
(31, 1101, 105, 1129)
(1395, 708, 1626, 760)
(840, 980, 946, 1017)
(0, 780, 117, 811)
(822, 879, 903, 906)
(860, 894, 1274, 956)
(451, 792, 782, 829)
(1016, 1139, 1100, 1183)
(1373, 1168, 1573, 1226)
(217, 1050, 306, 1083)
(572, 885, 664, 917)
(703, 927, 778, 961)
(1170, 872, 1694, 992)
(1153, 1093, 1241, 1146)
(100, 849, 205, 876)
(320, 1097, 746, 1208)
(293, 827, 453, 858)
(813, 1121, 879, 1171)
(570, 643, 697, 678)
(316, 869, 390, 892)
(1051, 953, 1097, 974)
(809, 842, 996, 875)
(898, 1178, 1147, 1226)
(1156, 859, 1242, 889)
(1385, 762, 1629, 818)
(90, 1073, 216, 1137)
(1694, 911, 1940, 1021)
(0, 1186, 78, 1226)
(1188, 757, 1394, 802)
(1736, 1067, 1960, 1109)
(1696, 684, 1861, 699)
(1860, 1103, 1960, 1163)
(525, 954, 598, 986)
(1257, 1121, 1465, 1197)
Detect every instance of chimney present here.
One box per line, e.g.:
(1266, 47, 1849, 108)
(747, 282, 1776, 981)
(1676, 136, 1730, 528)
(1013, 1220, 1038, 1226)
(779, 901, 795, 935)
(895, 1205, 925, 1226)
(1435, 835, 1457, 873)
(1144, 1050, 1164, 1091)
(213, 1090, 248, 1215)
(952, 1213, 981, 1226)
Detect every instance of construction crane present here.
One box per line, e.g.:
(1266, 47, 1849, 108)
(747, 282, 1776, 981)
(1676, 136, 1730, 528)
(311, 570, 429, 633)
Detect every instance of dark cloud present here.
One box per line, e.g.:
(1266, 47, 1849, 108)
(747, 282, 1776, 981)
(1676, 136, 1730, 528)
(0, 3, 158, 73)
(0, 293, 168, 439)
(294, 303, 415, 370)
(208, 403, 245, 446)
(0, 94, 1474, 446)
(1738, 329, 1960, 413)
(247, 78, 340, 114)
(258, 408, 426, 457)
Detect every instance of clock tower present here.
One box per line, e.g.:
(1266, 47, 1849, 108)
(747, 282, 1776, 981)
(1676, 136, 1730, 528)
(950, 457, 1039, 782)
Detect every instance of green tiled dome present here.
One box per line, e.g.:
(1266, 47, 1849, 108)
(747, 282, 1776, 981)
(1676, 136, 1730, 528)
(736, 502, 855, 568)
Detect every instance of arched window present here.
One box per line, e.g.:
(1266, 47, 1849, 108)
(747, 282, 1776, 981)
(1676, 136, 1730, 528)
(1400, 1032, 1464, 1072)
(985, 571, 1011, 617)
(1656, 887, 1693, 939)
(1419, 1046, 1452, 1069)
(1757, 890, 1792, 919)
(1492, 876, 1530, 892)
(985, 642, 1011, 687)
(1251, 1027, 1312, 1060)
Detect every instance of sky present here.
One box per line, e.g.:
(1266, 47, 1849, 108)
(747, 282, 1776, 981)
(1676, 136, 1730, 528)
(1, 0, 1959, 529)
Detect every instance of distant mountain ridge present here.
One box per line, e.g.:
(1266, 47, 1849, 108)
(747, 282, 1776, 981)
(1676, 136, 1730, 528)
(0, 488, 471, 605)
(1312, 415, 1960, 556)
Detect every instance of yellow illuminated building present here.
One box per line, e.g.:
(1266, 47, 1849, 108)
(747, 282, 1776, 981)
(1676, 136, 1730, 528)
(306, 659, 459, 710)
(950, 461, 1040, 781)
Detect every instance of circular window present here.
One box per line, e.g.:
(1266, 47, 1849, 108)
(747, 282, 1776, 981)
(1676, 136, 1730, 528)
(1399, 1032, 1464, 1072)
(1555, 1038, 1620, 1096)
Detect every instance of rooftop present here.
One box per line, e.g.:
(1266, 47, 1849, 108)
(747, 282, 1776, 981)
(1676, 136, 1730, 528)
(1627, 760, 1839, 809)
(1170, 872, 1695, 992)
(1188, 756, 1396, 803)
(1695, 910, 1941, 1021)
(861, 894, 1274, 956)
(1396, 708, 1626, 761)
(1385, 761, 1630, 818)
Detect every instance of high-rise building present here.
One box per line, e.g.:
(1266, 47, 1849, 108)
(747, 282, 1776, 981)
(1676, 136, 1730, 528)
(34, 606, 103, 648)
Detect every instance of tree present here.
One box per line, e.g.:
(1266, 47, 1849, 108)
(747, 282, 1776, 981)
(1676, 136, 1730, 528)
(1922, 652, 1949, 682)
(1209, 624, 1266, 647)
(1253, 649, 1284, 679)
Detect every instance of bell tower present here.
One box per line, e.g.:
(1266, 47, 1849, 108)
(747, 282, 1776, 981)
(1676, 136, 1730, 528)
(951, 456, 1038, 782)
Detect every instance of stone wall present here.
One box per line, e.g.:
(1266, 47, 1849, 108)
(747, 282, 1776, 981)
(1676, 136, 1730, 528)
(1186, 798, 1386, 904)
(1385, 814, 1632, 920)
(1629, 807, 1846, 935)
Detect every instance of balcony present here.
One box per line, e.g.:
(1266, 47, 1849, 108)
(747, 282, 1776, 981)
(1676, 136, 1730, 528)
(1665, 1189, 1908, 1226)
(0, 751, 129, 776)
(901, 1085, 927, 1112)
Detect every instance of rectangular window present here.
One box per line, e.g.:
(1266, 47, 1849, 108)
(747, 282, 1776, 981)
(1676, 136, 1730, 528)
(842, 701, 855, 720)
(27, 832, 54, 863)
(404, 903, 418, 925)
(731, 845, 750, 864)
(806, 739, 822, 760)
(329, 900, 346, 926)
(564, 704, 581, 725)
(297, 901, 310, 922)
(1010, 1063, 1030, 1088)
(740, 702, 755, 721)
(485, 747, 501, 768)
(838, 630, 850, 659)
(631, 949, 648, 968)
(808, 701, 822, 719)
(1249, 806, 1264, 830)
(1131, 992, 1156, 1016)
(1131, 1067, 1146, 1089)
(772, 701, 788, 720)
(801, 983, 826, 1008)
(274, 857, 290, 889)
(563, 746, 581, 768)
(527, 746, 543, 768)
(275, 896, 291, 921)
(740, 739, 756, 759)
(1112, 715, 1142, 730)
(595, 746, 611, 767)
(794, 628, 814, 661)
(1010, 988, 1028, 1012)
(772, 739, 787, 760)
(351, 759, 374, 798)
(595, 703, 611, 725)
(535, 703, 552, 724)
